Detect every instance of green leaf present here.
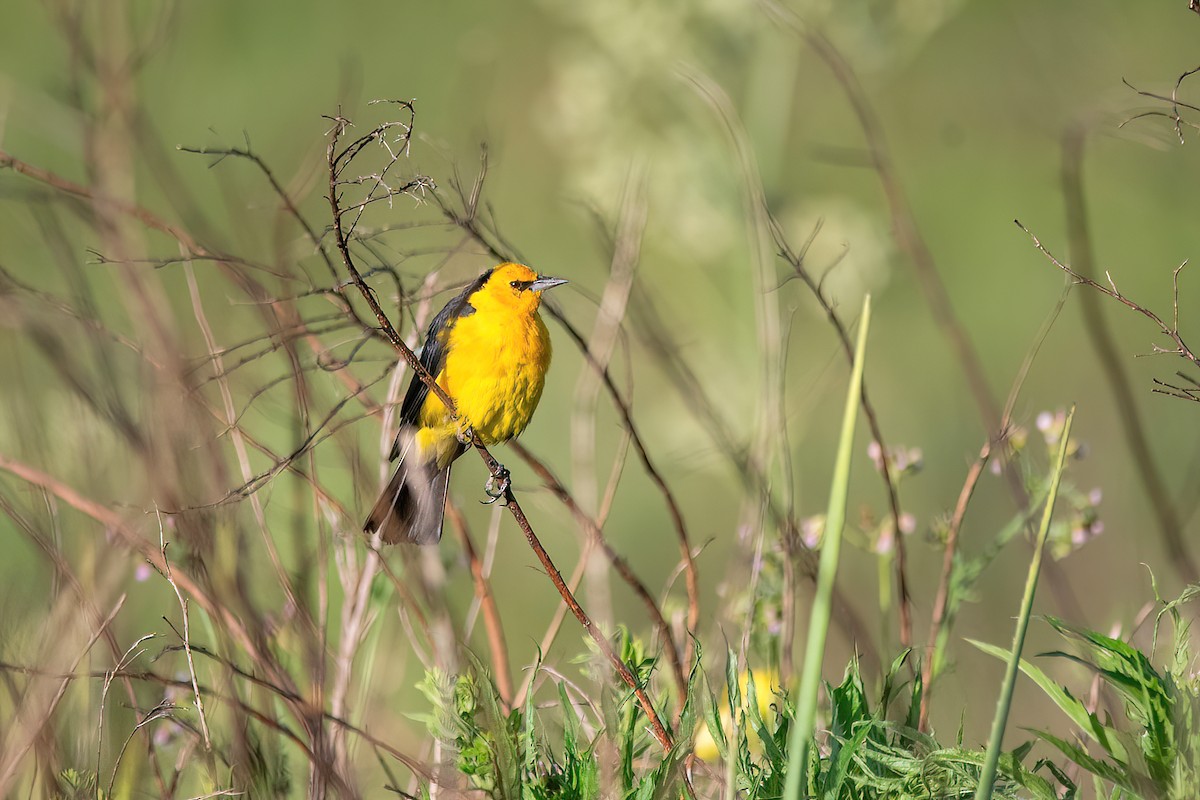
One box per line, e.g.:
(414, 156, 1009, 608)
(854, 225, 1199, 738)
(743, 666, 785, 768)
(1032, 729, 1140, 795)
(821, 722, 873, 797)
(968, 638, 1128, 762)
(1041, 615, 1181, 787)
(700, 675, 728, 764)
(477, 673, 519, 800)
(878, 648, 911, 716)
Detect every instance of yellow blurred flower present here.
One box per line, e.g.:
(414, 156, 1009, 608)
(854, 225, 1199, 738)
(694, 668, 781, 762)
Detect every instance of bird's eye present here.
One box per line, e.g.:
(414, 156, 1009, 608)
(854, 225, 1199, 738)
(509, 280, 522, 291)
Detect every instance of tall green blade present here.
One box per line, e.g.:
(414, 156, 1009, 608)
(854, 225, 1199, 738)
(783, 294, 872, 800)
(973, 404, 1076, 800)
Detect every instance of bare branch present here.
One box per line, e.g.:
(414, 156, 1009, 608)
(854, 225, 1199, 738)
(1015, 220, 1200, 371)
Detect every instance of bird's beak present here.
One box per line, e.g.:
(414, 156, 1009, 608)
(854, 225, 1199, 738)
(529, 276, 568, 292)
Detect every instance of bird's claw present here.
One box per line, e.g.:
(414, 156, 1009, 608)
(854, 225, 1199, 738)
(481, 466, 511, 505)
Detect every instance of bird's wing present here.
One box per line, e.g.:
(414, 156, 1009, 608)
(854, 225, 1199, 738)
(390, 269, 493, 460)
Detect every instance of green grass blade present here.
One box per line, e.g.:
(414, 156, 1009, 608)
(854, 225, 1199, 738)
(973, 404, 1076, 800)
(783, 294, 872, 800)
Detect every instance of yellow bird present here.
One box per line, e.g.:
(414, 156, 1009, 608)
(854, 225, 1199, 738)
(364, 263, 567, 544)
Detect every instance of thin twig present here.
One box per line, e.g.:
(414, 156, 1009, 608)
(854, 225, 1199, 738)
(510, 441, 688, 704)
(445, 502, 514, 706)
(630, 285, 882, 674)
(0, 597, 126, 795)
(513, 432, 630, 707)
(177, 143, 340, 282)
(1120, 68, 1200, 144)
(0, 660, 434, 782)
(681, 68, 800, 675)
(154, 507, 212, 750)
(100, 632, 160, 798)
(758, 16, 1002, 432)
(1015, 222, 1199, 371)
(919, 443, 988, 732)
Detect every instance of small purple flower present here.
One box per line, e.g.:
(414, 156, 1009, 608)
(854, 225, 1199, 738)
(874, 528, 894, 555)
(867, 441, 884, 471)
(800, 516, 824, 549)
(894, 447, 923, 474)
(1036, 409, 1070, 446)
(152, 723, 174, 748)
(134, 562, 153, 583)
(868, 442, 923, 476)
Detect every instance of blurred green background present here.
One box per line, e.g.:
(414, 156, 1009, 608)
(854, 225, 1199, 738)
(2, 0, 1199, 780)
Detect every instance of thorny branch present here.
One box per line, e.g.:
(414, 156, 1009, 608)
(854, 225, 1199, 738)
(1016, 220, 1200, 375)
(325, 106, 676, 753)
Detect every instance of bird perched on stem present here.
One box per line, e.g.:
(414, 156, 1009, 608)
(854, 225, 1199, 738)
(365, 263, 567, 544)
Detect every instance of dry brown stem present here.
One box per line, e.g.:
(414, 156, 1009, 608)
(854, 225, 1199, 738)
(510, 441, 688, 704)
(445, 502, 514, 706)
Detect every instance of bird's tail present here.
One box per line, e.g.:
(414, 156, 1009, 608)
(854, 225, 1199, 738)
(364, 456, 453, 545)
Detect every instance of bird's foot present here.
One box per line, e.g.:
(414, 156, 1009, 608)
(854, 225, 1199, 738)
(481, 465, 511, 506)
(456, 426, 475, 445)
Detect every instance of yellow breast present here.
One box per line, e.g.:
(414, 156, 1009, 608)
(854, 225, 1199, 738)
(421, 304, 552, 446)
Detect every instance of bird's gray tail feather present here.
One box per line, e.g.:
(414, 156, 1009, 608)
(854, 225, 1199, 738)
(364, 458, 452, 545)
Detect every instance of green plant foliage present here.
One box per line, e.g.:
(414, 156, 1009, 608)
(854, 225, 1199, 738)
(698, 650, 1071, 799)
(54, 769, 105, 800)
(978, 588, 1200, 800)
(243, 723, 292, 800)
(413, 631, 699, 800)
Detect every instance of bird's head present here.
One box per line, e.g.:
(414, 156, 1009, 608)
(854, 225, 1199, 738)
(479, 263, 567, 316)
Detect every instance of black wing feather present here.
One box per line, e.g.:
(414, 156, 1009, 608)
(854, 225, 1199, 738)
(390, 269, 492, 460)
